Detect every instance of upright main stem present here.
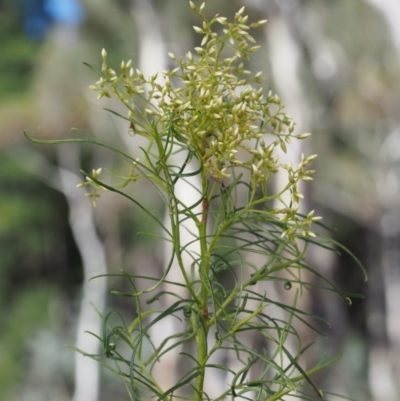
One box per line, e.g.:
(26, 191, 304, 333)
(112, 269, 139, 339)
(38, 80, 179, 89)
(194, 174, 210, 401)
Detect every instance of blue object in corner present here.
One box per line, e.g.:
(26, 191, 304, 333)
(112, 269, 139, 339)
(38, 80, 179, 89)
(24, 0, 85, 39)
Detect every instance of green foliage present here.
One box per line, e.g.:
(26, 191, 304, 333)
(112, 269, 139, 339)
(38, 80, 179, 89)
(0, 154, 71, 295)
(0, 154, 78, 400)
(25, 2, 365, 400)
(0, 285, 57, 399)
(0, 6, 38, 99)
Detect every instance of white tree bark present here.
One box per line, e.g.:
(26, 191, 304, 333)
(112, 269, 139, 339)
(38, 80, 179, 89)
(18, 146, 107, 401)
(56, 148, 108, 401)
(362, 1, 400, 399)
(32, 22, 109, 401)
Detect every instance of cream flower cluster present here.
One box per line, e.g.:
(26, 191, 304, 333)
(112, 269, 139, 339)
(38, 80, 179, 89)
(88, 2, 320, 239)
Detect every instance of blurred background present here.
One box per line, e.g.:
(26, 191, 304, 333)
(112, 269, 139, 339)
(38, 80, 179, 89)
(1, 0, 399, 400)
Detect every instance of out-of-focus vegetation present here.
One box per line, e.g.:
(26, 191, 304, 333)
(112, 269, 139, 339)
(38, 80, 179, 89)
(1, 0, 399, 400)
(0, 15, 36, 97)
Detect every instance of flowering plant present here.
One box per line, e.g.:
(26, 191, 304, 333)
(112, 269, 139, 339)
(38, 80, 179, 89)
(25, 2, 365, 400)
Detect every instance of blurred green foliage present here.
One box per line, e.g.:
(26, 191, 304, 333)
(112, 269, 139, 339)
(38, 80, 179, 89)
(0, 285, 58, 398)
(0, 3, 39, 99)
(0, 151, 82, 399)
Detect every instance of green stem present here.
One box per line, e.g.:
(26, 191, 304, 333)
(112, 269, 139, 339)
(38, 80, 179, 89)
(194, 172, 211, 401)
(194, 315, 208, 401)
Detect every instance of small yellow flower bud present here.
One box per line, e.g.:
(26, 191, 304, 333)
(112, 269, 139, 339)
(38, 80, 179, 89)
(92, 168, 102, 178)
(296, 132, 312, 139)
(312, 216, 323, 222)
(232, 160, 243, 166)
(237, 6, 245, 15)
(136, 69, 144, 79)
(193, 26, 204, 34)
(306, 154, 318, 162)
